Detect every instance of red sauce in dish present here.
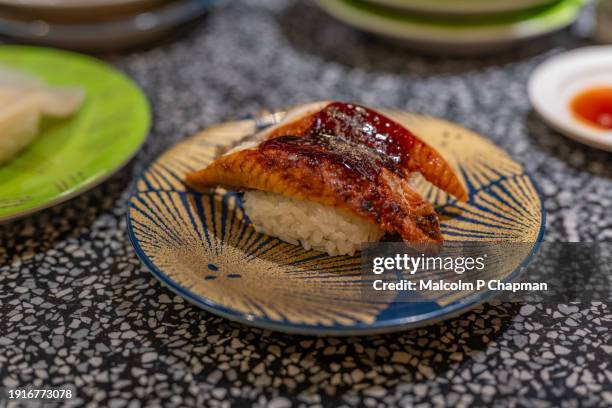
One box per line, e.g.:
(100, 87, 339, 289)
(570, 86, 612, 130)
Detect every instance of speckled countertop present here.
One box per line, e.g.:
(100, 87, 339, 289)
(1, 1, 611, 407)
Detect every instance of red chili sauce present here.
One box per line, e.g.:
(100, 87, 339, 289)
(570, 86, 612, 130)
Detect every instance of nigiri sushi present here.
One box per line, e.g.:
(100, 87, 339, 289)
(0, 65, 85, 164)
(187, 102, 466, 256)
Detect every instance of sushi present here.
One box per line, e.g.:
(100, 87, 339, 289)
(0, 65, 85, 164)
(186, 101, 466, 256)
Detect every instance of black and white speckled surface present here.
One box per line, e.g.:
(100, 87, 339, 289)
(1, 1, 611, 406)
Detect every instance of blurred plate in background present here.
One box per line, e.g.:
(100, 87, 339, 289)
(365, 0, 557, 15)
(0, 0, 217, 51)
(0, 0, 162, 7)
(0, 0, 173, 23)
(318, 0, 584, 55)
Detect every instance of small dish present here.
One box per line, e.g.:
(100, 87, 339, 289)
(127, 109, 545, 336)
(0, 46, 150, 222)
(317, 0, 584, 55)
(529, 46, 612, 152)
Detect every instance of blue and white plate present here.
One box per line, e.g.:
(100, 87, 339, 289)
(127, 109, 545, 335)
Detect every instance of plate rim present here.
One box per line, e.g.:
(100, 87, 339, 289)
(0, 0, 158, 8)
(365, 0, 557, 15)
(126, 112, 547, 336)
(0, 45, 151, 223)
(528, 45, 612, 152)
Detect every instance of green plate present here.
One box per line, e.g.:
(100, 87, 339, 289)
(0, 46, 150, 222)
(366, 0, 556, 15)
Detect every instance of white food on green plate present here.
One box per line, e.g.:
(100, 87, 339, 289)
(0, 65, 85, 164)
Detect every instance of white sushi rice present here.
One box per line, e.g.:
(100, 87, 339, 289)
(243, 190, 384, 256)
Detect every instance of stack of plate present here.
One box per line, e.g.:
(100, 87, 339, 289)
(0, 0, 217, 51)
(317, 0, 585, 55)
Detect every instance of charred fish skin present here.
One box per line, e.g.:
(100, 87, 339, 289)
(264, 101, 468, 202)
(187, 135, 443, 243)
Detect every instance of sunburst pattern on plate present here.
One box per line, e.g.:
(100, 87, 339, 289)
(127, 109, 544, 334)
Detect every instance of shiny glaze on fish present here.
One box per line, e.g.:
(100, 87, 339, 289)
(266, 102, 468, 201)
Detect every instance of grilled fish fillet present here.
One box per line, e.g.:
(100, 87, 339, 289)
(187, 134, 443, 243)
(254, 101, 468, 202)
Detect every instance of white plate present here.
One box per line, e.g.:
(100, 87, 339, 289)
(318, 0, 584, 55)
(366, 0, 556, 15)
(529, 46, 612, 152)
